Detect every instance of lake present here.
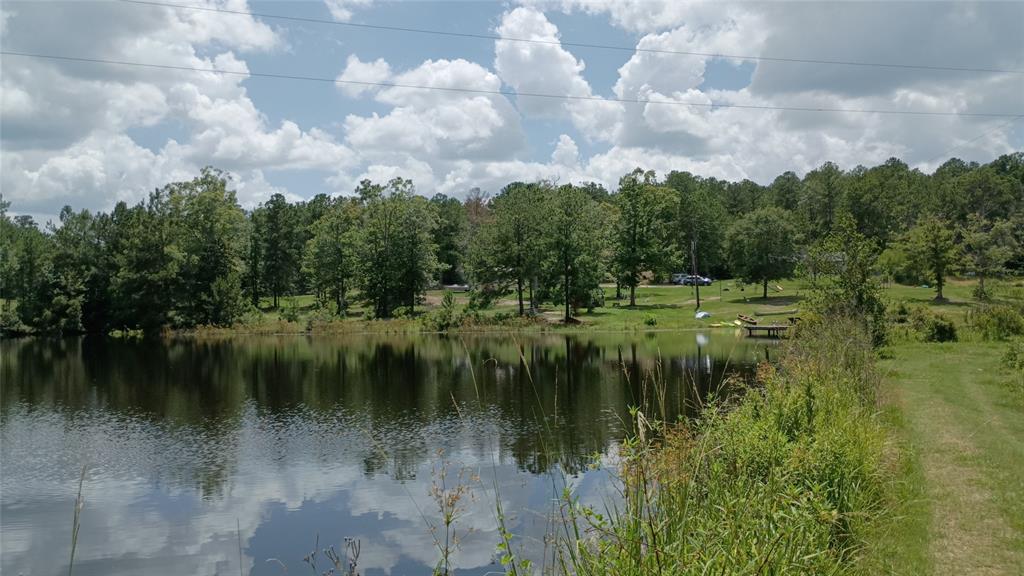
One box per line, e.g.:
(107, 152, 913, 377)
(1, 331, 769, 575)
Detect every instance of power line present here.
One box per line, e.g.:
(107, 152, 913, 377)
(3, 51, 1022, 119)
(924, 116, 1024, 167)
(117, 0, 1024, 75)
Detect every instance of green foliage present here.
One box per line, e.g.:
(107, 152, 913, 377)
(642, 314, 657, 327)
(611, 169, 676, 306)
(430, 194, 469, 285)
(725, 206, 799, 298)
(803, 212, 887, 345)
(4, 151, 1024, 335)
(422, 291, 460, 332)
(908, 306, 958, 342)
(543, 184, 609, 322)
(355, 178, 440, 318)
(960, 214, 1018, 300)
(168, 168, 248, 327)
(564, 319, 886, 575)
(666, 170, 727, 278)
(1004, 338, 1024, 372)
(279, 298, 301, 323)
(303, 199, 358, 315)
(901, 214, 958, 301)
(968, 304, 1024, 341)
(469, 182, 547, 315)
(257, 193, 302, 307)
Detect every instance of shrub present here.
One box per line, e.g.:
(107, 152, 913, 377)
(0, 306, 27, 335)
(643, 314, 657, 327)
(1004, 338, 1024, 372)
(279, 300, 301, 323)
(888, 301, 911, 324)
(908, 307, 957, 342)
(968, 304, 1024, 341)
(421, 291, 459, 332)
(466, 286, 501, 311)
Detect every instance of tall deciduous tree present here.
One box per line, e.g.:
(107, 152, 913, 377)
(804, 212, 886, 344)
(903, 214, 957, 301)
(355, 178, 440, 318)
(304, 199, 359, 314)
(168, 168, 248, 326)
(470, 182, 547, 315)
(726, 207, 798, 299)
(666, 170, 727, 280)
(109, 193, 180, 333)
(258, 193, 300, 308)
(960, 214, 1018, 300)
(800, 161, 845, 241)
(544, 185, 608, 323)
(430, 193, 469, 285)
(9, 215, 56, 330)
(612, 169, 674, 306)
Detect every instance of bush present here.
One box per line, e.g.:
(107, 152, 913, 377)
(1004, 338, 1024, 371)
(888, 301, 911, 324)
(968, 304, 1024, 341)
(279, 299, 301, 323)
(304, 306, 335, 332)
(643, 314, 657, 327)
(466, 286, 502, 311)
(421, 291, 460, 332)
(908, 307, 957, 342)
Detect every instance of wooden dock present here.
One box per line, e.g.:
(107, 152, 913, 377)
(743, 324, 790, 338)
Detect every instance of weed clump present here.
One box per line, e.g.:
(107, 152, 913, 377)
(908, 306, 957, 342)
(968, 304, 1024, 341)
(562, 319, 888, 575)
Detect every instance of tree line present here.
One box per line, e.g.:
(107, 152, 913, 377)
(2, 153, 1022, 334)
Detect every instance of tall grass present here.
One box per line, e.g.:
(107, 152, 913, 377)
(554, 318, 888, 575)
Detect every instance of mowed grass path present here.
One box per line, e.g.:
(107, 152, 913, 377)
(880, 343, 1024, 575)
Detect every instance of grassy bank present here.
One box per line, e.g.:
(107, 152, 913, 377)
(194, 277, 1000, 336)
(550, 318, 890, 574)
(876, 342, 1024, 575)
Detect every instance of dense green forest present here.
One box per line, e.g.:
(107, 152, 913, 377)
(1, 154, 1022, 335)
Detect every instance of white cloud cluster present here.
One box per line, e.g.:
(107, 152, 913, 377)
(323, 0, 373, 23)
(1, 1, 353, 217)
(1, 0, 1020, 217)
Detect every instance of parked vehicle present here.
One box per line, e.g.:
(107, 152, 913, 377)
(675, 274, 713, 286)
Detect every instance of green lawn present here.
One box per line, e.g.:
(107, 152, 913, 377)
(873, 342, 1024, 575)
(241, 276, 1020, 334)
(251, 279, 809, 333)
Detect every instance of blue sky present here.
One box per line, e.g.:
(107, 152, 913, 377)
(2, 1, 1021, 220)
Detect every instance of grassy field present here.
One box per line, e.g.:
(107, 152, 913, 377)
(239, 276, 1005, 334)
(875, 342, 1024, 575)
(248, 279, 809, 333)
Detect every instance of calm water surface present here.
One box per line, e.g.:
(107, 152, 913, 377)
(1, 332, 768, 575)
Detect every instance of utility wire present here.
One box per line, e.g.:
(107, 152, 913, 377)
(924, 116, 1024, 166)
(117, 0, 1024, 75)
(3, 51, 1022, 119)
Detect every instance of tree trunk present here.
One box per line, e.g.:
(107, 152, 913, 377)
(564, 267, 571, 323)
(629, 284, 636, 307)
(763, 279, 768, 299)
(616, 282, 622, 300)
(517, 275, 524, 316)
